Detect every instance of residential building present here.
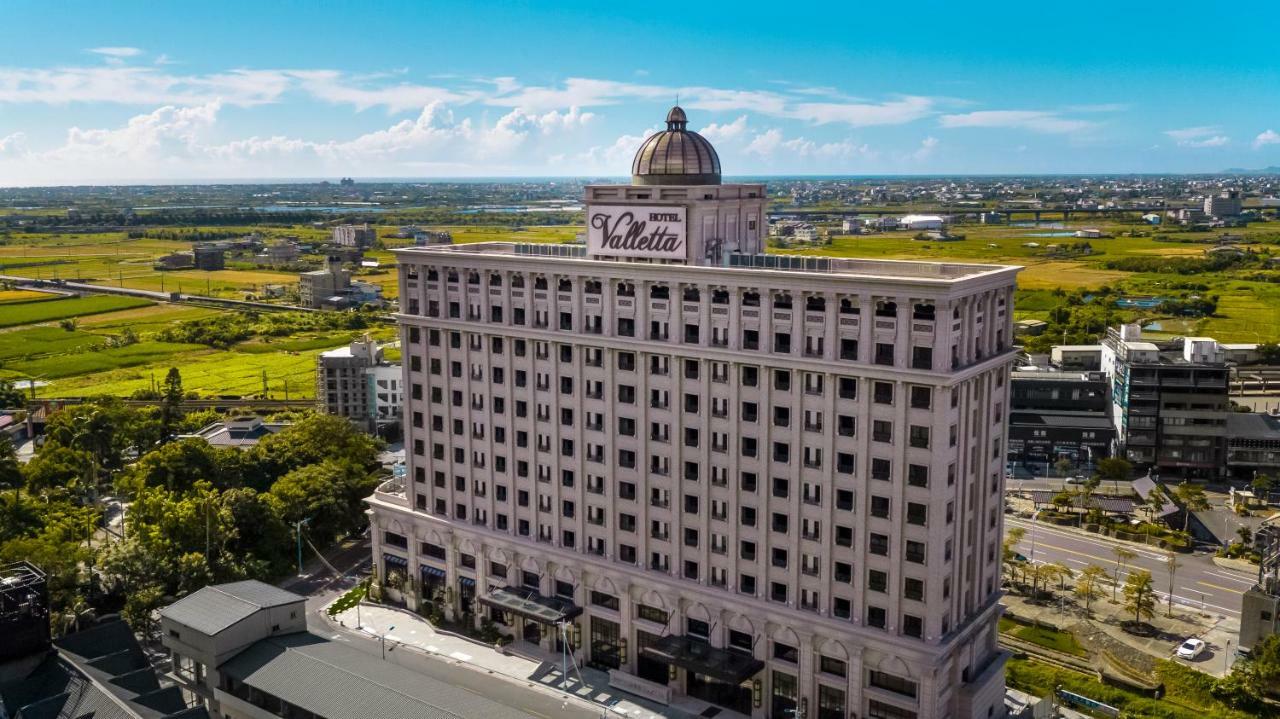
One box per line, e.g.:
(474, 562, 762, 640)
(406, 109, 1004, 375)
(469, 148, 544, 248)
(298, 256, 350, 308)
(155, 252, 195, 270)
(177, 415, 289, 449)
(159, 581, 532, 719)
(367, 106, 1018, 719)
(332, 223, 376, 248)
(193, 245, 226, 271)
(1205, 190, 1243, 218)
(317, 338, 401, 433)
(1073, 229, 1102, 239)
(414, 230, 454, 246)
(264, 239, 299, 267)
(841, 218, 862, 234)
(1007, 372, 1114, 470)
(1100, 325, 1230, 479)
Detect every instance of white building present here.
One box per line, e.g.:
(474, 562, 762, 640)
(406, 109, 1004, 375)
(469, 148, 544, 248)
(899, 215, 944, 231)
(1204, 190, 1243, 218)
(367, 106, 1019, 719)
(333, 223, 377, 248)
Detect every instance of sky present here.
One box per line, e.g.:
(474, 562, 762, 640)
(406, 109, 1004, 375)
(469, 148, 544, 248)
(1, 0, 1278, 185)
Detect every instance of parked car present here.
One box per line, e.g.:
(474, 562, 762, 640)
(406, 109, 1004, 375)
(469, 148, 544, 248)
(1177, 638, 1206, 660)
(1065, 476, 1088, 485)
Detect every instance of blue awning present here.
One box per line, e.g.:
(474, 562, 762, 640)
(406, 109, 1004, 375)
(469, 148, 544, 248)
(458, 576, 476, 588)
(383, 553, 408, 568)
(420, 564, 446, 578)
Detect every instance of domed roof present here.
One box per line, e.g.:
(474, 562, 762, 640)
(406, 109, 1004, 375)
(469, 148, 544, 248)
(631, 106, 721, 186)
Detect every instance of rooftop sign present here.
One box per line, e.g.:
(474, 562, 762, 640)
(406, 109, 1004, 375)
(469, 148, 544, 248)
(588, 205, 686, 260)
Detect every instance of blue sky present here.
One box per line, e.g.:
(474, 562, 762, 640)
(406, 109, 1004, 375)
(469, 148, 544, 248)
(1, 0, 1278, 184)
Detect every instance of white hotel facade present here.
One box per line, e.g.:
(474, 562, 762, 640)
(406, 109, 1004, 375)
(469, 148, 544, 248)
(366, 107, 1020, 719)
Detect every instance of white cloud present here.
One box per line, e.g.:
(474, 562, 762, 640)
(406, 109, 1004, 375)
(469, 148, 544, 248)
(1165, 126, 1230, 147)
(939, 110, 1094, 134)
(89, 47, 143, 58)
(0, 66, 291, 106)
(910, 136, 939, 161)
(698, 116, 748, 143)
(289, 70, 479, 113)
(47, 101, 220, 165)
(0, 132, 27, 157)
(742, 128, 872, 162)
(787, 96, 934, 127)
(1253, 129, 1280, 149)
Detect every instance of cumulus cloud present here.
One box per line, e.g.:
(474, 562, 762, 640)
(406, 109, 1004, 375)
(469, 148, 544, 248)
(742, 128, 872, 163)
(940, 110, 1095, 134)
(698, 115, 749, 143)
(910, 136, 939, 161)
(1165, 126, 1230, 148)
(0, 132, 27, 157)
(1253, 129, 1280, 149)
(787, 96, 934, 127)
(0, 66, 291, 106)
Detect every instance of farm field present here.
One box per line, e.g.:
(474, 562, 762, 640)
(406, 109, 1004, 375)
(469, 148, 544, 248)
(0, 295, 153, 328)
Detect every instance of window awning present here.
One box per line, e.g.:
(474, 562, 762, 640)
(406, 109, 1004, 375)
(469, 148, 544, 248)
(477, 586, 582, 624)
(383, 553, 408, 568)
(458, 576, 476, 588)
(641, 635, 764, 684)
(420, 564, 445, 579)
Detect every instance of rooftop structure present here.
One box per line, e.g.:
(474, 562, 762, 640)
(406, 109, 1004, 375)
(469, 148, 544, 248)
(630, 106, 721, 186)
(177, 416, 288, 449)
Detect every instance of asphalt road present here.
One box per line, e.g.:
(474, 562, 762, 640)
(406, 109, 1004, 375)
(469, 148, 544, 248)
(1006, 516, 1255, 618)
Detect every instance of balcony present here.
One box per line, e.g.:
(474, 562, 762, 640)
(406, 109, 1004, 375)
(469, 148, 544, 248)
(374, 477, 409, 509)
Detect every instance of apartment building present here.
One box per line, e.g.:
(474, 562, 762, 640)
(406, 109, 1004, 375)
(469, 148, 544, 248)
(366, 106, 1020, 719)
(1101, 325, 1230, 478)
(317, 338, 401, 433)
(332, 223, 376, 248)
(298, 256, 350, 308)
(1204, 190, 1243, 218)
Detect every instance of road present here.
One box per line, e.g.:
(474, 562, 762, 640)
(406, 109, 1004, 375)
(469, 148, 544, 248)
(1006, 516, 1255, 618)
(277, 537, 611, 719)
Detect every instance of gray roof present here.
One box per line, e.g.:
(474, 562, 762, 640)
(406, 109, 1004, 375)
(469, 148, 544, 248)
(1227, 412, 1280, 441)
(220, 633, 536, 719)
(160, 581, 302, 636)
(1009, 411, 1115, 429)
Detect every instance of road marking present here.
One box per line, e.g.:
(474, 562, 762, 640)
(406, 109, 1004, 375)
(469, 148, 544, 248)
(1196, 580, 1245, 594)
(1205, 570, 1256, 585)
(450, 651, 472, 662)
(1005, 519, 1167, 560)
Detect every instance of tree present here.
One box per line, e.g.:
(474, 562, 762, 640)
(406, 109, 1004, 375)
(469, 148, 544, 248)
(0, 434, 22, 500)
(1123, 570, 1156, 625)
(1051, 490, 1075, 515)
(251, 413, 382, 486)
(160, 367, 185, 440)
(0, 379, 24, 408)
(1252, 473, 1274, 502)
(1145, 484, 1167, 523)
(1054, 457, 1074, 477)
(269, 459, 378, 545)
(1075, 565, 1108, 617)
(1238, 526, 1254, 546)
(1174, 481, 1210, 532)
(1111, 546, 1136, 602)
(1002, 527, 1027, 589)
(117, 437, 244, 494)
(1097, 457, 1133, 495)
(23, 444, 95, 497)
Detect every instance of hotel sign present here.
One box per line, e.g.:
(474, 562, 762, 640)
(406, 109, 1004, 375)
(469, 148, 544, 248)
(588, 205, 686, 259)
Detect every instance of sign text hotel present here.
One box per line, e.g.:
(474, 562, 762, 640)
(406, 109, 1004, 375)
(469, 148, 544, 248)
(587, 205, 687, 259)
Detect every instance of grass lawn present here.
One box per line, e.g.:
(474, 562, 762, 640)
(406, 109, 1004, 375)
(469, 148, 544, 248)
(1007, 657, 1264, 719)
(1010, 623, 1088, 657)
(0, 295, 154, 328)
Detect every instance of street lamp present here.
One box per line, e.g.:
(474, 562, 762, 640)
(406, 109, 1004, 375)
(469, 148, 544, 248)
(381, 625, 396, 660)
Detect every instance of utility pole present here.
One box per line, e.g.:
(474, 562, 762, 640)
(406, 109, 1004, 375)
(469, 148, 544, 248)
(381, 625, 396, 660)
(1165, 551, 1180, 617)
(295, 517, 310, 576)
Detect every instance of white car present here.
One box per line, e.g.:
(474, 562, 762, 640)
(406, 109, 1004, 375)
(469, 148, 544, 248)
(1065, 476, 1088, 485)
(1177, 638, 1206, 660)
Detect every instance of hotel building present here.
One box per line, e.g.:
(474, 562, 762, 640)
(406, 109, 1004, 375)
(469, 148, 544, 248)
(366, 107, 1020, 719)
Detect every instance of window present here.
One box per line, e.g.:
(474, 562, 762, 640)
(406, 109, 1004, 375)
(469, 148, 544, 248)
(903, 614, 923, 638)
(869, 533, 889, 555)
(909, 425, 930, 449)
(873, 420, 892, 443)
(910, 385, 931, 409)
(870, 496, 890, 519)
(637, 604, 669, 625)
(907, 464, 929, 488)
(873, 381, 894, 405)
(906, 540, 926, 564)
(838, 377, 857, 400)
(868, 569, 887, 592)
(867, 606, 886, 628)
(773, 641, 798, 663)
(912, 346, 933, 370)
(907, 503, 928, 526)
(904, 577, 924, 601)
(868, 671, 918, 698)
(874, 342, 895, 366)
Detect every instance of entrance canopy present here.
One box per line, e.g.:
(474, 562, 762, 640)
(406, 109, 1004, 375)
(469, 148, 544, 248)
(478, 586, 582, 624)
(641, 635, 764, 684)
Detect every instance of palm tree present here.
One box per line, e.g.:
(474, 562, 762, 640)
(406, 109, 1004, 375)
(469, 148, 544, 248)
(1164, 550, 1181, 617)
(1174, 481, 1210, 533)
(1111, 546, 1136, 602)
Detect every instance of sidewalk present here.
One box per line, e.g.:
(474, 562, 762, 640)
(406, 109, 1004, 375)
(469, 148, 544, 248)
(326, 601, 745, 719)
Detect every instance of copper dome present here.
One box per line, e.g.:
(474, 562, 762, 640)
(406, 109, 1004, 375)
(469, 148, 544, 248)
(631, 106, 721, 186)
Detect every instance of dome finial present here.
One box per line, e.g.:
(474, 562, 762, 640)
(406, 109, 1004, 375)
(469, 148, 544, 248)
(665, 103, 688, 130)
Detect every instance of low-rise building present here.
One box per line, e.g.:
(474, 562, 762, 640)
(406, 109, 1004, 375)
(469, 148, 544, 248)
(1008, 372, 1114, 470)
(158, 580, 533, 719)
(299, 256, 350, 308)
(1226, 412, 1280, 478)
(900, 214, 944, 231)
(155, 252, 195, 270)
(193, 245, 226, 271)
(413, 230, 453, 245)
(1050, 344, 1103, 371)
(178, 416, 289, 449)
(264, 239, 299, 267)
(1073, 228, 1102, 239)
